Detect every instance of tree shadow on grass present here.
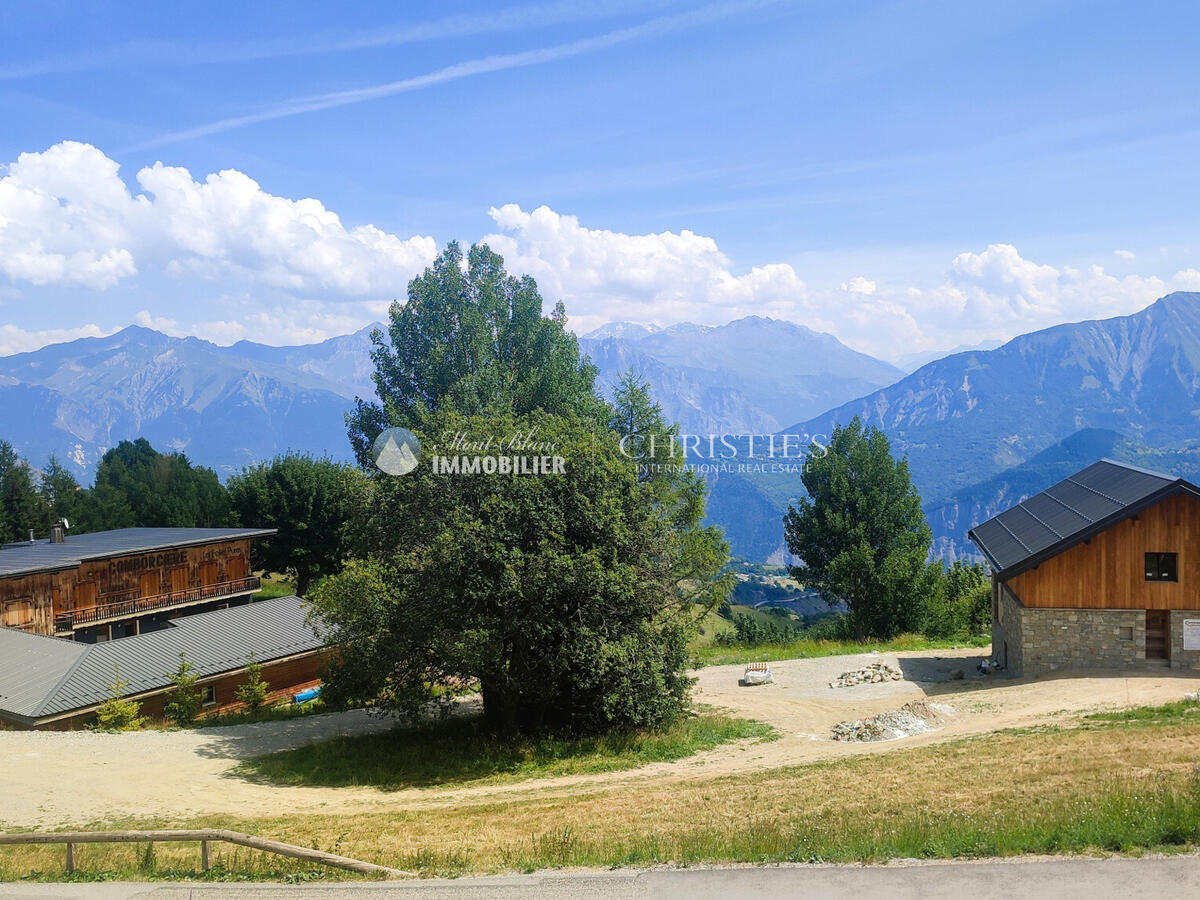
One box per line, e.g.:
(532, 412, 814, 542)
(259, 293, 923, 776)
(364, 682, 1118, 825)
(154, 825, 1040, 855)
(231, 713, 772, 792)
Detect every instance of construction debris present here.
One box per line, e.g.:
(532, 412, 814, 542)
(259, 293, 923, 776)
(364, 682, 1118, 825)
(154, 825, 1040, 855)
(831, 700, 947, 742)
(742, 662, 774, 686)
(828, 662, 903, 688)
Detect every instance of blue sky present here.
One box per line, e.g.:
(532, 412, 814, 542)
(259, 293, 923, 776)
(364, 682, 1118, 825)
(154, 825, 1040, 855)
(1, 0, 1199, 361)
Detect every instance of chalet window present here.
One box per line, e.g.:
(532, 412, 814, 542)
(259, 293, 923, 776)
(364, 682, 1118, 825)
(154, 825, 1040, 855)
(1145, 552, 1178, 582)
(2, 598, 34, 628)
(202, 685, 217, 706)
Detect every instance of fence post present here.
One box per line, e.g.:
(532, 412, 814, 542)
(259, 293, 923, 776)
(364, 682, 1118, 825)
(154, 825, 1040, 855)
(201, 839, 211, 871)
(65, 842, 74, 874)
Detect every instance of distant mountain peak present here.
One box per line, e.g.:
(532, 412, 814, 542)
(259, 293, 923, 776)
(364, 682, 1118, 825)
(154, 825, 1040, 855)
(581, 321, 661, 341)
(789, 290, 1200, 518)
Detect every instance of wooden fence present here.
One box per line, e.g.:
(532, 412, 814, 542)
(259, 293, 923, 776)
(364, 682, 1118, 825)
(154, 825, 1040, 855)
(0, 828, 408, 878)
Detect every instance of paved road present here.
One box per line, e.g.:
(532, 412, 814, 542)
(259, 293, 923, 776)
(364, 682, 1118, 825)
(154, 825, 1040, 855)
(2, 856, 1198, 900)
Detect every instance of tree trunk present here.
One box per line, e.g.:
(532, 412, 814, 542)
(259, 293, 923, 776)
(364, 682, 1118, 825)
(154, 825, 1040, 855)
(479, 676, 518, 734)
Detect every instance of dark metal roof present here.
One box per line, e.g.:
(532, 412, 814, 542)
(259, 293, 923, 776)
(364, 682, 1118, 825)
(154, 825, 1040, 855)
(0, 527, 276, 578)
(967, 459, 1200, 577)
(0, 596, 325, 722)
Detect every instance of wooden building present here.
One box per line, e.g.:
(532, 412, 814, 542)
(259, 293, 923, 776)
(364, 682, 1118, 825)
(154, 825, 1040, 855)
(0, 527, 333, 729)
(0, 527, 272, 642)
(969, 459, 1200, 676)
(0, 595, 329, 729)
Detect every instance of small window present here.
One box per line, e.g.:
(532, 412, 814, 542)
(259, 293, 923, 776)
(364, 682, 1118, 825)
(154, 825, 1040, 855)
(1145, 552, 1178, 582)
(202, 685, 217, 707)
(1119, 626, 1133, 641)
(2, 598, 34, 628)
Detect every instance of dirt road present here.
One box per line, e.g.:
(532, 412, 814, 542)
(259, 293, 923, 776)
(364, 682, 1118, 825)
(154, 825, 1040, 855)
(2, 648, 1197, 828)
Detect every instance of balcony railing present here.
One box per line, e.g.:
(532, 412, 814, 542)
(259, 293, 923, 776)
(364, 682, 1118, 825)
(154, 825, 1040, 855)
(54, 576, 261, 632)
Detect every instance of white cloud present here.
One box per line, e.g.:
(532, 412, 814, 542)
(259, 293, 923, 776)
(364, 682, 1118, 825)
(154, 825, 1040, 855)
(0, 141, 437, 296)
(482, 203, 810, 334)
(481, 210, 1191, 361)
(839, 276, 876, 295)
(2, 145, 1196, 360)
(1115, 249, 1136, 260)
(0, 142, 140, 288)
(0, 323, 116, 356)
(865, 244, 1174, 358)
(1172, 269, 1200, 291)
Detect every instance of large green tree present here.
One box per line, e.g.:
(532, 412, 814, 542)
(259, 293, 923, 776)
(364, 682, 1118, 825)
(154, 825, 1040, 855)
(784, 417, 939, 639)
(227, 454, 371, 595)
(322, 244, 730, 735)
(316, 411, 703, 734)
(39, 455, 84, 528)
(0, 441, 49, 543)
(609, 373, 731, 610)
(80, 439, 232, 531)
(347, 241, 603, 462)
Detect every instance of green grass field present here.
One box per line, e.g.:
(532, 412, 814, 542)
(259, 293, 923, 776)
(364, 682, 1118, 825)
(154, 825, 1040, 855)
(253, 575, 297, 600)
(691, 630, 990, 667)
(238, 712, 776, 790)
(3, 699, 1199, 881)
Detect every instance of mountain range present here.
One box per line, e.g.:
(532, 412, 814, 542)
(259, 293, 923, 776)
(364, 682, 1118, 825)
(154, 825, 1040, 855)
(3, 294, 1200, 564)
(0, 325, 376, 477)
(579, 317, 903, 434)
(775, 291, 1200, 560)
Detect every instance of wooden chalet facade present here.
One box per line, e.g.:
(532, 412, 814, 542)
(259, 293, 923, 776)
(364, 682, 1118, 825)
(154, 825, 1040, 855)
(0, 527, 272, 642)
(969, 460, 1200, 676)
(0, 528, 333, 730)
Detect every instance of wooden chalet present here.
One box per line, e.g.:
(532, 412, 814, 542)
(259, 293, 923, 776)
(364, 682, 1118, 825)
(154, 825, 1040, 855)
(0, 526, 333, 729)
(0, 526, 272, 642)
(969, 459, 1200, 676)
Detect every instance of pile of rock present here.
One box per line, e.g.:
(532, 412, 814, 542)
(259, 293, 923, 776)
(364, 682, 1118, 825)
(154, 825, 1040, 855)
(831, 700, 944, 742)
(829, 662, 903, 688)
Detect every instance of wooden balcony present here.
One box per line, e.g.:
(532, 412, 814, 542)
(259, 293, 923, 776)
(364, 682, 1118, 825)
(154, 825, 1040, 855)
(54, 576, 261, 633)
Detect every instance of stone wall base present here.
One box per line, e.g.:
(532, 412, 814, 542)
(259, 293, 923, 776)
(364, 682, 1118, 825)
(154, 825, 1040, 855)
(993, 587, 1200, 677)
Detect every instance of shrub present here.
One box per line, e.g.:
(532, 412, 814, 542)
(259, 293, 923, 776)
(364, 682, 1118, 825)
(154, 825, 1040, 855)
(163, 652, 204, 726)
(235, 655, 271, 714)
(922, 561, 991, 637)
(92, 665, 146, 731)
(715, 612, 799, 647)
(799, 612, 855, 641)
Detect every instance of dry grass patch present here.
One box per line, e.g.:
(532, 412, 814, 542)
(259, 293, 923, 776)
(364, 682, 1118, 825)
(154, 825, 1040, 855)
(3, 706, 1198, 881)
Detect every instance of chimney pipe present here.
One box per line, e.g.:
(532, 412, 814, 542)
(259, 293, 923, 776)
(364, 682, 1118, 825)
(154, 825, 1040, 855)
(50, 524, 65, 544)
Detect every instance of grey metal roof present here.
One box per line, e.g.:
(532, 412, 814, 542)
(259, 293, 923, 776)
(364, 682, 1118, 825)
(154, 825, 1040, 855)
(967, 459, 1200, 577)
(0, 527, 276, 578)
(0, 627, 85, 719)
(0, 596, 325, 722)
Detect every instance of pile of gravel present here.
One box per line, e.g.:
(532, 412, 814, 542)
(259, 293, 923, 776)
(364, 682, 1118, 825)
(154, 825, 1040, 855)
(831, 700, 945, 742)
(829, 662, 903, 688)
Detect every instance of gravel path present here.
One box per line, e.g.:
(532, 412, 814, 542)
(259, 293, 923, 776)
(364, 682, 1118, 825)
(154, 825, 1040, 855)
(2, 648, 1197, 829)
